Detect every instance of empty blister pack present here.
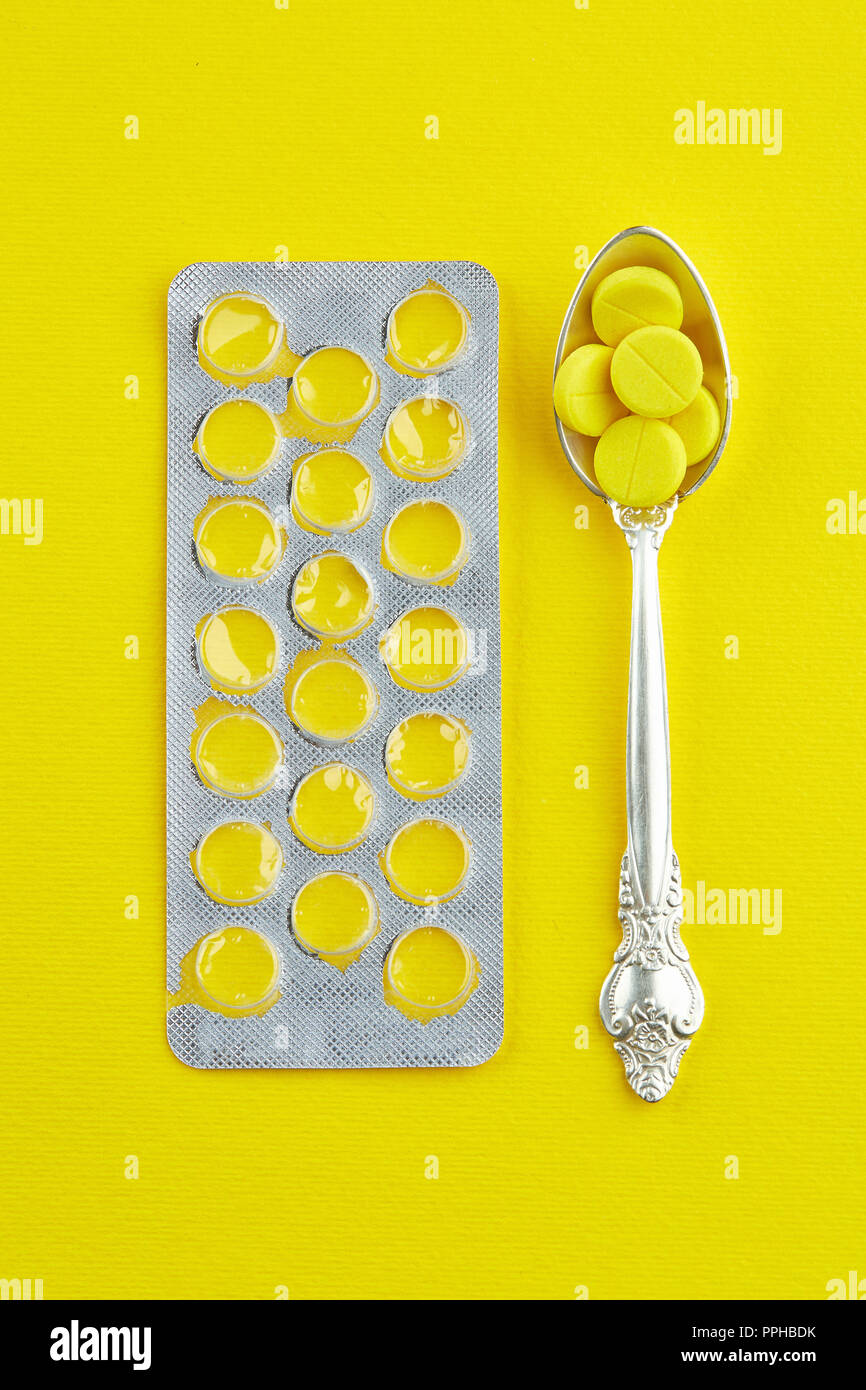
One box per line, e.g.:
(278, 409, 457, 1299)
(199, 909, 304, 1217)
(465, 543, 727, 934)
(166, 262, 502, 1067)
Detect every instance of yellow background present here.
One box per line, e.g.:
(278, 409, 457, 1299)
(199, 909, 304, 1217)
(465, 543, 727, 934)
(1, 0, 864, 1300)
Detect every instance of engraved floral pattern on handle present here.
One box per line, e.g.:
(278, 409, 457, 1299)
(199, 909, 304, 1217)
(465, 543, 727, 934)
(600, 850, 704, 1103)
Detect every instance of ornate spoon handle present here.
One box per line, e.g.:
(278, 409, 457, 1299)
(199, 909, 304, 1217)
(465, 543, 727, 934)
(599, 502, 704, 1102)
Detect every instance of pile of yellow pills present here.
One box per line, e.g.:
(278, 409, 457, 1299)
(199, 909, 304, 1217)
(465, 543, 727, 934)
(196, 607, 279, 695)
(289, 762, 376, 853)
(193, 709, 283, 799)
(194, 498, 284, 585)
(192, 821, 283, 906)
(385, 712, 471, 798)
(291, 449, 374, 533)
(287, 655, 378, 744)
(194, 926, 281, 1013)
(291, 551, 375, 639)
(381, 395, 468, 480)
(194, 399, 283, 483)
(386, 285, 469, 375)
(554, 263, 721, 506)
(291, 872, 379, 969)
(169, 263, 503, 1065)
(381, 818, 471, 905)
(383, 926, 479, 1023)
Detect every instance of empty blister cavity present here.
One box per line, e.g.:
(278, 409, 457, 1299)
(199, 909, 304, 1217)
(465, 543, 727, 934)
(380, 395, 468, 480)
(194, 498, 285, 586)
(289, 762, 376, 853)
(291, 449, 374, 534)
(192, 705, 284, 799)
(385, 711, 471, 799)
(191, 820, 283, 906)
(382, 500, 468, 585)
(197, 293, 286, 386)
(291, 872, 379, 970)
(380, 605, 469, 690)
(380, 817, 471, 904)
(194, 399, 283, 483)
(194, 926, 281, 1014)
(196, 607, 279, 695)
(385, 283, 469, 376)
(285, 347, 379, 445)
(285, 650, 378, 744)
(291, 551, 375, 639)
(383, 925, 479, 1023)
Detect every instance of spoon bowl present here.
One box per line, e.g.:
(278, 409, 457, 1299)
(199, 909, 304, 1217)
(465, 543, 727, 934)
(553, 225, 732, 501)
(553, 228, 732, 1101)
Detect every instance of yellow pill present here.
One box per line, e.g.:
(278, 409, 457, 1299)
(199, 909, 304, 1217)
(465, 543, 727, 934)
(591, 265, 683, 347)
(290, 763, 376, 853)
(383, 925, 479, 1022)
(611, 325, 703, 418)
(380, 605, 469, 690)
(553, 343, 629, 437)
(197, 607, 279, 695)
(291, 552, 375, 639)
(594, 415, 687, 508)
(380, 818, 470, 904)
(292, 347, 379, 428)
(193, 709, 283, 799)
(198, 294, 284, 379)
(385, 712, 471, 799)
(381, 396, 468, 480)
(386, 288, 469, 375)
(195, 926, 280, 1012)
(288, 656, 378, 744)
(192, 821, 283, 905)
(382, 500, 468, 583)
(667, 385, 722, 466)
(291, 449, 374, 533)
(291, 872, 379, 968)
(194, 499, 283, 585)
(194, 399, 283, 483)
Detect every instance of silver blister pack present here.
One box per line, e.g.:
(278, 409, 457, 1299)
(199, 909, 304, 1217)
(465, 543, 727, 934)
(166, 261, 502, 1067)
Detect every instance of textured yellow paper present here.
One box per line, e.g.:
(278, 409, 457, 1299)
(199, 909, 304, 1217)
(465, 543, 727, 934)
(1, 0, 864, 1303)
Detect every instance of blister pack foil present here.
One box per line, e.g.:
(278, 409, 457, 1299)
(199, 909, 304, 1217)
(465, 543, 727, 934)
(166, 261, 502, 1067)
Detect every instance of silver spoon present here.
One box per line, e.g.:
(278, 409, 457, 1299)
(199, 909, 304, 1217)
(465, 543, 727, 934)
(553, 226, 732, 1102)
